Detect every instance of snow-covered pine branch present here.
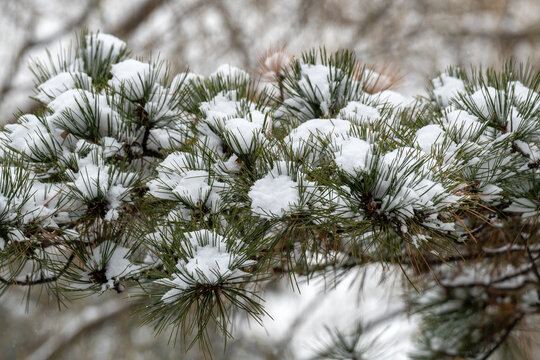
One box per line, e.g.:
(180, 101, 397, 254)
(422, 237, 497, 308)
(0, 32, 538, 358)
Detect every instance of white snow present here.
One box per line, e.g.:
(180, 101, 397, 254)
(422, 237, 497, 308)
(209, 64, 249, 79)
(443, 109, 483, 140)
(284, 118, 352, 159)
(333, 137, 371, 174)
(149, 158, 225, 211)
(109, 59, 152, 100)
(87, 241, 135, 288)
(70, 163, 132, 211)
(381, 147, 427, 172)
(73, 164, 110, 199)
(468, 86, 505, 118)
(200, 92, 241, 124)
(147, 128, 185, 152)
(368, 90, 415, 108)
(237, 265, 417, 360)
(3, 28, 538, 360)
(170, 72, 203, 90)
(415, 124, 445, 152)
(339, 101, 380, 123)
(224, 117, 264, 153)
(144, 100, 176, 125)
(159, 230, 255, 304)
(171, 170, 213, 205)
(214, 154, 241, 174)
(35, 72, 92, 104)
(505, 197, 538, 219)
(148, 155, 224, 211)
(84, 33, 126, 60)
(478, 183, 504, 202)
(161, 152, 202, 173)
(432, 73, 466, 107)
(100, 137, 124, 158)
(514, 140, 540, 164)
(199, 92, 268, 133)
(298, 64, 333, 110)
(4, 115, 61, 158)
(249, 173, 299, 218)
(509, 81, 539, 105)
(48, 88, 120, 137)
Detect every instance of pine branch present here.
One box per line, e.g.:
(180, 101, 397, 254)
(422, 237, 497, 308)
(1, 30, 540, 358)
(0, 254, 75, 286)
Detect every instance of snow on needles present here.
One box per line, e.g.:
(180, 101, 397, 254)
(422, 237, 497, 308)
(84, 241, 138, 290)
(35, 72, 92, 104)
(432, 73, 466, 107)
(84, 33, 127, 61)
(158, 230, 255, 304)
(109, 59, 152, 100)
(249, 172, 300, 219)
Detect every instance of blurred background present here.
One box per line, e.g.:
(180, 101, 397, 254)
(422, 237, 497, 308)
(3, 0, 540, 118)
(1, 0, 540, 359)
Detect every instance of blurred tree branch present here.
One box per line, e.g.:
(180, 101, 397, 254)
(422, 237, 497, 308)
(27, 299, 132, 360)
(108, 0, 168, 38)
(0, 0, 100, 102)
